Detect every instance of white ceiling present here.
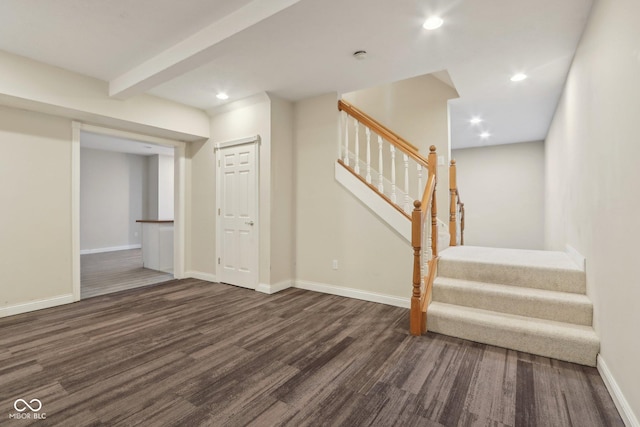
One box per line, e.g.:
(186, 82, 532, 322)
(0, 0, 593, 149)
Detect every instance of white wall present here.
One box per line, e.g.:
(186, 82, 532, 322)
(147, 154, 174, 220)
(545, 0, 640, 422)
(186, 94, 272, 284)
(0, 50, 209, 141)
(0, 106, 72, 308)
(294, 93, 411, 299)
(185, 138, 216, 278)
(342, 74, 459, 223)
(0, 52, 205, 314)
(157, 155, 174, 219)
(270, 95, 295, 286)
(147, 155, 159, 219)
(452, 141, 545, 250)
(80, 147, 147, 252)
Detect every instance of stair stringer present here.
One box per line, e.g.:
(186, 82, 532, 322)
(335, 162, 451, 251)
(335, 162, 410, 242)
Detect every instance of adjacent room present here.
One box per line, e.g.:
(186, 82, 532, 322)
(80, 131, 176, 298)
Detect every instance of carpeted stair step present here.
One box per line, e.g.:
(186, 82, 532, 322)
(432, 277, 593, 325)
(438, 246, 585, 293)
(427, 302, 599, 366)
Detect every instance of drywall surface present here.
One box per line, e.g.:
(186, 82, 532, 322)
(0, 49, 209, 141)
(545, 0, 640, 421)
(452, 141, 545, 249)
(269, 95, 295, 286)
(0, 106, 73, 307)
(147, 154, 174, 220)
(294, 93, 412, 298)
(185, 138, 216, 276)
(80, 148, 147, 251)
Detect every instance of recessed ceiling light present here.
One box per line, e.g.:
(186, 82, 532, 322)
(470, 117, 483, 125)
(216, 92, 229, 100)
(423, 16, 444, 30)
(510, 73, 527, 82)
(480, 132, 491, 139)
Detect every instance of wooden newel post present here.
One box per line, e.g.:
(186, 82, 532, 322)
(449, 159, 457, 246)
(410, 200, 423, 336)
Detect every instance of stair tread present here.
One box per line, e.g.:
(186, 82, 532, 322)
(440, 246, 582, 272)
(428, 301, 598, 340)
(433, 277, 591, 304)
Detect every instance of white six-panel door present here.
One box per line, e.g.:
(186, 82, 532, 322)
(216, 138, 258, 289)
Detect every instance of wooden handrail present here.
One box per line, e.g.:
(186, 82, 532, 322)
(420, 174, 436, 212)
(338, 100, 429, 169)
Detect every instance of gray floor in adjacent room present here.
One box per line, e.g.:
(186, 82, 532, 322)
(81, 248, 173, 299)
(0, 279, 624, 426)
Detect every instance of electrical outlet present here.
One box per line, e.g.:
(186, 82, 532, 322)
(438, 155, 445, 166)
(134, 232, 139, 237)
(332, 259, 338, 270)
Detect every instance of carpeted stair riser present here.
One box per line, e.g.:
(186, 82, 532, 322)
(432, 277, 593, 325)
(428, 302, 599, 366)
(438, 259, 586, 294)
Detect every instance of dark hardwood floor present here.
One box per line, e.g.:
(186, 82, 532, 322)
(0, 279, 623, 426)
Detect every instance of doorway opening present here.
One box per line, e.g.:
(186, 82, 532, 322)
(72, 123, 186, 299)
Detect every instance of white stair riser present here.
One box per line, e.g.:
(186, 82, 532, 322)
(438, 259, 586, 294)
(432, 280, 593, 325)
(428, 307, 599, 366)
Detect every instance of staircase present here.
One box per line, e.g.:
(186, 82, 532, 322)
(429, 246, 599, 366)
(335, 99, 599, 366)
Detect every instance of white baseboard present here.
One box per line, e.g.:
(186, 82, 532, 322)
(256, 280, 294, 294)
(185, 271, 218, 283)
(0, 294, 74, 318)
(294, 280, 410, 309)
(565, 244, 586, 271)
(597, 355, 639, 427)
(80, 244, 141, 255)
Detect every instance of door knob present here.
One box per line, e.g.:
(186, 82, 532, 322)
(245, 220, 254, 226)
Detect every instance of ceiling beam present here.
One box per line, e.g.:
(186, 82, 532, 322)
(109, 0, 301, 99)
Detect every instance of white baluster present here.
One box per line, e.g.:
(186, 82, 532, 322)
(390, 145, 397, 203)
(344, 113, 349, 166)
(417, 164, 423, 200)
(377, 136, 384, 192)
(365, 128, 372, 184)
(354, 119, 360, 174)
(421, 222, 427, 279)
(403, 153, 410, 212)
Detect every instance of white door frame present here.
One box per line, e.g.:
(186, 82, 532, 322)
(71, 122, 187, 301)
(215, 135, 260, 289)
